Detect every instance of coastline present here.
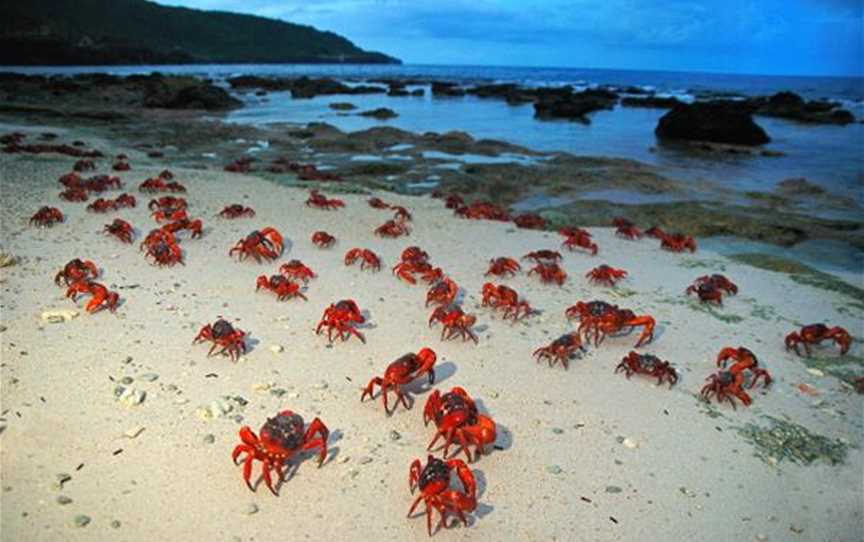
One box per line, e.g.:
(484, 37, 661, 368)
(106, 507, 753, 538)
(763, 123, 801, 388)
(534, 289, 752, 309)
(1, 117, 863, 541)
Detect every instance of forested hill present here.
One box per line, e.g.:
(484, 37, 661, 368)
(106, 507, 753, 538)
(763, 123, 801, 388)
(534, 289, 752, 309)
(0, 0, 400, 65)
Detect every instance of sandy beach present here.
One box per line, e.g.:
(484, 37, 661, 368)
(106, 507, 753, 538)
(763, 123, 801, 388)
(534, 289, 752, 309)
(1, 121, 862, 542)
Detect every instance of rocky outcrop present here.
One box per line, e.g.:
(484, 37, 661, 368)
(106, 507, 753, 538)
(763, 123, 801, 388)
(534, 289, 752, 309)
(145, 83, 242, 110)
(358, 108, 398, 120)
(431, 82, 466, 97)
(533, 89, 618, 123)
(655, 102, 770, 145)
(749, 92, 855, 125)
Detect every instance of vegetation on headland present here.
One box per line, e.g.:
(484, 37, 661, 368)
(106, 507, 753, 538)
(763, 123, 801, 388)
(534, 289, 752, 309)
(0, 0, 399, 65)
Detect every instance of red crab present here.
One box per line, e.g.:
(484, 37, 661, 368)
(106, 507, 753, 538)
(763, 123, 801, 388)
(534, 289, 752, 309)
(423, 387, 497, 462)
(73, 159, 96, 172)
(392, 206, 412, 222)
(59, 188, 89, 202)
(193, 318, 247, 361)
(164, 181, 186, 193)
(139, 177, 168, 193)
(527, 262, 567, 285)
(279, 260, 316, 283)
(361, 348, 437, 414)
(140, 229, 184, 266)
(224, 158, 254, 173)
(513, 213, 546, 230)
(485, 257, 520, 277)
(66, 281, 119, 313)
(375, 219, 411, 238)
(615, 351, 678, 387)
(426, 278, 459, 307)
(161, 217, 203, 240)
(148, 196, 187, 212)
(701, 347, 772, 408)
(368, 196, 390, 209)
(30, 206, 64, 227)
(408, 455, 477, 537)
(311, 231, 336, 248)
(103, 219, 134, 243)
(402, 246, 430, 263)
(54, 258, 99, 286)
(533, 333, 584, 369)
(232, 411, 329, 495)
(444, 194, 465, 209)
(586, 265, 628, 286)
(613, 218, 642, 240)
(256, 275, 307, 302)
(645, 226, 666, 239)
(429, 305, 477, 343)
(785, 324, 851, 356)
(481, 283, 533, 320)
(305, 189, 344, 210)
(685, 274, 738, 305)
(316, 299, 366, 343)
(566, 300, 655, 348)
(217, 204, 255, 218)
(114, 193, 136, 208)
(158, 169, 174, 180)
(152, 208, 188, 223)
(393, 257, 439, 285)
(454, 201, 510, 221)
(87, 198, 117, 213)
(229, 228, 284, 263)
(113, 161, 130, 171)
(561, 230, 598, 255)
(344, 248, 381, 271)
(660, 232, 697, 253)
(522, 250, 562, 263)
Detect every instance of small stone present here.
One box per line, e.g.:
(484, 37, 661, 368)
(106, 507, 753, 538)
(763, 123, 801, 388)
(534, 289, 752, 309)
(203, 434, 215, 444)
(110, 520, 121, 529)
(56, 495, 73, 505)
(244, 503, 259, 515)
(605, 485, 622, 493)
(120, 376, 134, 385)
(252, 383, 272, 392)
(139, 373, 159, 382)
(546, 465, 563, 475)
(359, 456, 373, 465)
(212, 399, 233, 416)
(755, 535, 768, 541)
(790, 525, 804, 534)
(552, 428, 564, 434)
(270, 345, 284, 354)
(622, 437, 639, 449)
(338, 456, 351, 464)
(313, 381, 328, 390)
(196, 406, 215, 421)
(123, 426, 145, 439)
(41, 309, 79, 324)
(271, 388, 288, 398)
(389, 430, 401, 441)
(118, 387, 146, 407)
(175, 397, 190, 405)
(806, 368, 824, 377)
(287, 392, 300, 399)
(71, 515, 91, 528)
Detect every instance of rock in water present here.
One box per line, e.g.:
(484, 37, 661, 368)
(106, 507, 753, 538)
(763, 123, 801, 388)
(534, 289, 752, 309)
(655, 102, 770, 146)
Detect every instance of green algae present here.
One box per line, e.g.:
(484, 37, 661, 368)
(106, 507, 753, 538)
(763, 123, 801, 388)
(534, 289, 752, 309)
(728, 253, 864, 300)
(737, 416, 852, 466)
(658, 296, 745, 324)
(677, 257, 727, 271)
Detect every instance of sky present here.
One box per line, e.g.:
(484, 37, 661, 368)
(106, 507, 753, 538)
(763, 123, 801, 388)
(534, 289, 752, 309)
(156, 0, 863, 76)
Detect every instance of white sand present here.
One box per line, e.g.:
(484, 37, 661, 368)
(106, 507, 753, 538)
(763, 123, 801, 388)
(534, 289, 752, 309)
(1, 124, 862, 542)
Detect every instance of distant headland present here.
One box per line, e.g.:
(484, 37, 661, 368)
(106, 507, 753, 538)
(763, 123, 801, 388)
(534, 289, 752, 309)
(0, 0, 401, 65)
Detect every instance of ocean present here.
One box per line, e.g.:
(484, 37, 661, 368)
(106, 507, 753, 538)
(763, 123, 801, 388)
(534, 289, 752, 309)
(6, 63, 864, 206)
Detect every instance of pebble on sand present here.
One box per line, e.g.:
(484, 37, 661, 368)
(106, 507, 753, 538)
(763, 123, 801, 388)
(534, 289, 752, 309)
(71, 515, 91, 528)
(123, 426, 146, 439)
(269, 344, 284, 354)
(41, 309, 79, 324)
(117, 387, 146, 407)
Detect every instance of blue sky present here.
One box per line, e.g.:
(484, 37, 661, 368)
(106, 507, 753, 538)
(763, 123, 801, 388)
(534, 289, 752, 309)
(157, 0, 863, 76)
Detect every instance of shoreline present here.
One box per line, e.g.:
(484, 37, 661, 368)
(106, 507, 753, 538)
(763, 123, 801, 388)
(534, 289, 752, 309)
(1, 122, 862, 541)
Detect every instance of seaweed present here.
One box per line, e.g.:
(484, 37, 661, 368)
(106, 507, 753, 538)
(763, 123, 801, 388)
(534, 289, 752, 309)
(677, 257, 727, 271)
(658, 296, 745, 324)
(728, 253, 864, 301)
(609, 286, 638, 298)
(737, 416, 852, 466)
(797, 352, 864, 387)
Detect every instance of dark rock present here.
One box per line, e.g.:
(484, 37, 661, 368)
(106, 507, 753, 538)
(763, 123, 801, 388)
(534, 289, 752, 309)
(409, 88, 425, 97)
(145, 84, 242, 110)
(776, 178, 826, 196)
(749, 92, 855, 125)
(358, 107, 398, 120)
(387, 89, 409, 97)
(431, 82, 466, 97)
(655, 102, 770, 146)
(329, 102, 357, 111)
(621, 96, 682, 109)
(534, 89, 618, 123)
(227, 76, 292, 91)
